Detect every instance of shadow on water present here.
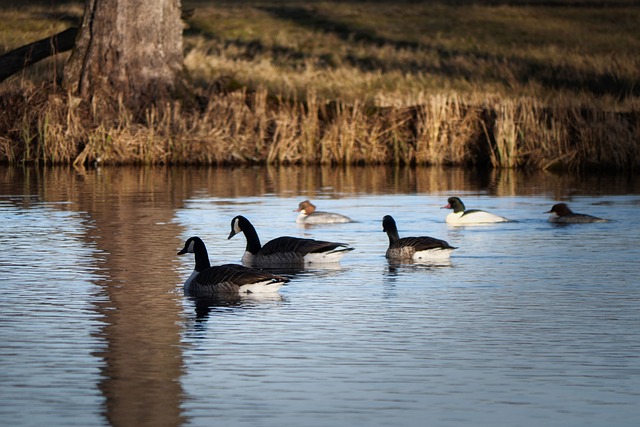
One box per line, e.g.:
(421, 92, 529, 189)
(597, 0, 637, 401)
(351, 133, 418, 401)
(386, 259, 453, 273)
(1, 166, 189, 426)
(72, 168, 187, 427)
(186, 293, 286, 321)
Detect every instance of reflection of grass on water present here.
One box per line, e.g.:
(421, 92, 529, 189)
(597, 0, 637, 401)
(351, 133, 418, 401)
(1, 0, 639, 170)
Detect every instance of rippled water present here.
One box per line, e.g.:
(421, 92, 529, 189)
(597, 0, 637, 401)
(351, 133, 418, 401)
(0, 198, 107, 426)
(1, 166, 639, 427)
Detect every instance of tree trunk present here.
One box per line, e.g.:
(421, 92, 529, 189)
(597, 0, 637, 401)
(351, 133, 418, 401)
(64, 0, 183, 108)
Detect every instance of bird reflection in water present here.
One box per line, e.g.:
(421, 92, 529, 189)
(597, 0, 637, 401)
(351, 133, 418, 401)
(188, 292, 286, 320)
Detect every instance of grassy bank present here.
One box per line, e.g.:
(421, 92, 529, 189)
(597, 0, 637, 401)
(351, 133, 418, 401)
(1, 0, 639, 170)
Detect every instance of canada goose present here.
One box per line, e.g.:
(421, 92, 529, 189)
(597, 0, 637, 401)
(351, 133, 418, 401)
(228, 215, 354, 266)
(178, 236, 289, 296)
(382, 215, 456, 262)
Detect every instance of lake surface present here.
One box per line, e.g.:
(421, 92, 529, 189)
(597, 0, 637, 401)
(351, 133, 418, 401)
(1, 165, 639, 427)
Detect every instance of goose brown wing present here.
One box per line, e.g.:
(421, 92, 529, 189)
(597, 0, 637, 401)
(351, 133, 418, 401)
(260, 236, 349, 256)
(195, 264, 288, 286)
(393, 236, 454, 251)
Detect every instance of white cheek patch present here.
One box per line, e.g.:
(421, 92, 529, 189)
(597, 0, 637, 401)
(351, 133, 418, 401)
(233, 219, 241, 233)
(187, 240, 195, 253)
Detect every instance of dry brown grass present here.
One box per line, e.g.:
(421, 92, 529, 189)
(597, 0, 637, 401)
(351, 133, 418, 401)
(413, 95, 480, 166)
(1, 1, 640, 170)
(1, 84, 638, 170)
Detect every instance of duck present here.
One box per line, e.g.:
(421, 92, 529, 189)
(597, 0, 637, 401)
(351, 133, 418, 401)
(442, 196, 509, 224)
(228, 215, 355, 266)
(294, 200, 353, 224)
(382, 215, 456, 262)
(177, 236, 289, 296)
(545, 203, 609, 224)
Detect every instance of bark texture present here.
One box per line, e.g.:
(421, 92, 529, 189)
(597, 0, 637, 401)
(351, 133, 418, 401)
(64, 0, 183, 107)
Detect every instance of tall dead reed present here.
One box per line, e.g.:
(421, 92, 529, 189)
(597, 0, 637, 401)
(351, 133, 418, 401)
(414, 94, 480, 166)
(1, 84, 639, 170)
(481, 97, 640, 171)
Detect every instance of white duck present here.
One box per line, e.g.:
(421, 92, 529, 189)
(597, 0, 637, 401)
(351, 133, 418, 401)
(442, 197, 509, 225)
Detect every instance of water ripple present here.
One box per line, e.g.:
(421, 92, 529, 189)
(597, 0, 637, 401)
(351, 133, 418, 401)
(0, 200, 106, 426)
(174, 194, 640, 427)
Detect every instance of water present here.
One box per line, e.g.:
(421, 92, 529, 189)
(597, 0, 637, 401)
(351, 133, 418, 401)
(1, 166, 639, 427)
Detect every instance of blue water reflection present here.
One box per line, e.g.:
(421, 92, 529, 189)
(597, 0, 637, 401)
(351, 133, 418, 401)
(0, 199, 107, 426)
(1, 167, 639, 427)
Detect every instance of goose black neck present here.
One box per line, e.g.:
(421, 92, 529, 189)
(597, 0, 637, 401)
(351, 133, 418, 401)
(382, 216, 400, 244)
(193, 238, 211, 272)
(239, 217, 262, 255)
